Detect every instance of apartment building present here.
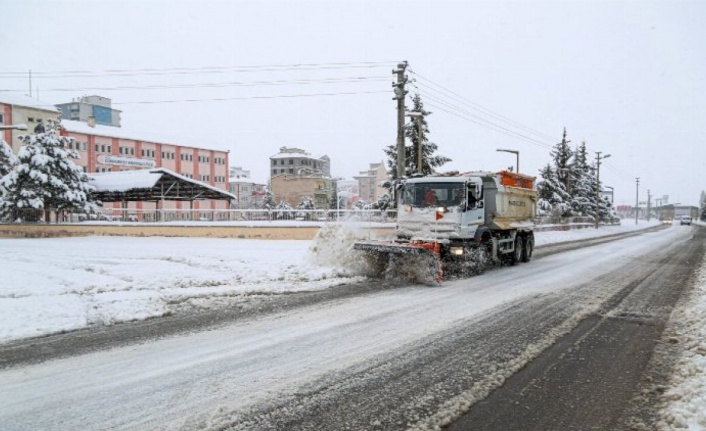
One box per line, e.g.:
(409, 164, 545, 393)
(354, 161, 388, 203)
(0, 93, 60, 153)
(270, 147, 335, 209)
(1, 93, 230, 211)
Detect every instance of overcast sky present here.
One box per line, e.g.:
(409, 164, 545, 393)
(2, 0, 704, 206)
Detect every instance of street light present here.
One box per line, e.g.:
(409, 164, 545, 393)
(496, 149, 519, 173)
(595, 152, 610, 228)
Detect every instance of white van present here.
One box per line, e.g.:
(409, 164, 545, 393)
(680, 215, 692, 225)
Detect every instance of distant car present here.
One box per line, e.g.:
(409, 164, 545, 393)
(680, 215, 692, 225)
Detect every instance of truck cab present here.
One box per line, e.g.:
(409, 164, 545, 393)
(396, 177, 484, 241)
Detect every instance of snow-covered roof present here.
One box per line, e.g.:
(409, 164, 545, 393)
(61, 120, 227, 153)
(0, 92, 59, 112)
(270, 146, 328, 161)
(89, 168, 236, 201)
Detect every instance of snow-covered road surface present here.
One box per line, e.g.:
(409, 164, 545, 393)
(0, 225, 694, 430)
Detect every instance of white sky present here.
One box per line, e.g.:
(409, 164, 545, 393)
(1, 0, 704, 206)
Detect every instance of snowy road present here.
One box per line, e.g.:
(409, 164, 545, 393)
(0, 226, 698, 430)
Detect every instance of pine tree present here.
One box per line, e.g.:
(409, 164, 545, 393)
(569, 141, 595, 217)
(274, 199, 294, 220)
(405, 94, 451, 176)
(383, 93, 451, 205)
(296, 196, 315, 220)
(0, 139, 18, 179)
(700, 190, 706, 221)
(262, 186, 276, 211)
(0, 120, 99, 222)
(536, 163, 571, 220)
(552, 128, 573, 195)
(372, 192, 392, 212)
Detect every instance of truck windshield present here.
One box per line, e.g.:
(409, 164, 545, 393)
(402, 182, 465, 208)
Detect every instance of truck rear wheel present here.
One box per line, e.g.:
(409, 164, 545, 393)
(521, 233, 534, 262)
(509, 236, 523, 266)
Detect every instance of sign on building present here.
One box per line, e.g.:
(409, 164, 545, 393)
(97, 155, 157, 169)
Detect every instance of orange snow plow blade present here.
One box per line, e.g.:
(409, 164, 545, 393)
(353, 240, 443, 283)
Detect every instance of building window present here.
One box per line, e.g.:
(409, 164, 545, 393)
(289, 159, 293, 165)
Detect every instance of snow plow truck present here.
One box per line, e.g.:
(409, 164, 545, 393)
(354, 170, 537, 283)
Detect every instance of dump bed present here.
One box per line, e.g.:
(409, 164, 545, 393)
(480, 171, 536, 231)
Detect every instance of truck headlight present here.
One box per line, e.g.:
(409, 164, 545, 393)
(450, 247, 464, 256)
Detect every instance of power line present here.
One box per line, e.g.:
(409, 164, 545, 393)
(407, 67, 635, 182)
(408, 69, 558, 143)
(425, 100, 556, 150)
(0, 76, 389, 93)
(112, 90, 389, 105)
(410, 85, 556, 149)
(0, 61, 399, 79)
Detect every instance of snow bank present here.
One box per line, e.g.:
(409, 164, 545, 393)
(534, 219, 661, 246)
(656, 252, 706, 430)
(0, 236, 364, 343)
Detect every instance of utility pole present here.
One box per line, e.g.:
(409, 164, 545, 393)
(635, 177, 640, 225)
(595, 152, 611, 229)
(647, 189, 651, 221)
(393, 62, 408, 182)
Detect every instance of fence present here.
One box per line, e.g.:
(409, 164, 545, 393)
(1, 208, 397, 224)
(2, 208, 623, 227)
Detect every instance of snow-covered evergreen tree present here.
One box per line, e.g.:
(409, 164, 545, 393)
(0, 139, 18, 179)
(700, 190, 706, 221)
(274, 199, 294, 220)
(296, 196, 315, 220)
(262, 186, 276, 211)
(0, 120, 100, 222)
(597, 195, 614, 223)
(373, 192, 393, 211)
(569, 141, 596, 217)
(404, 94, 451, 176)
(536, 163, 571, 219)
(552, 128, 573, 195)
(382, 93, 451, 206)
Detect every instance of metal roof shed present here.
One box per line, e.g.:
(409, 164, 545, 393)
(88, 168, 235, 208)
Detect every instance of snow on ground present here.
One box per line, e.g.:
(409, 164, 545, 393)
(656, 220, 706, 430)
(0, 220, 660, 343)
